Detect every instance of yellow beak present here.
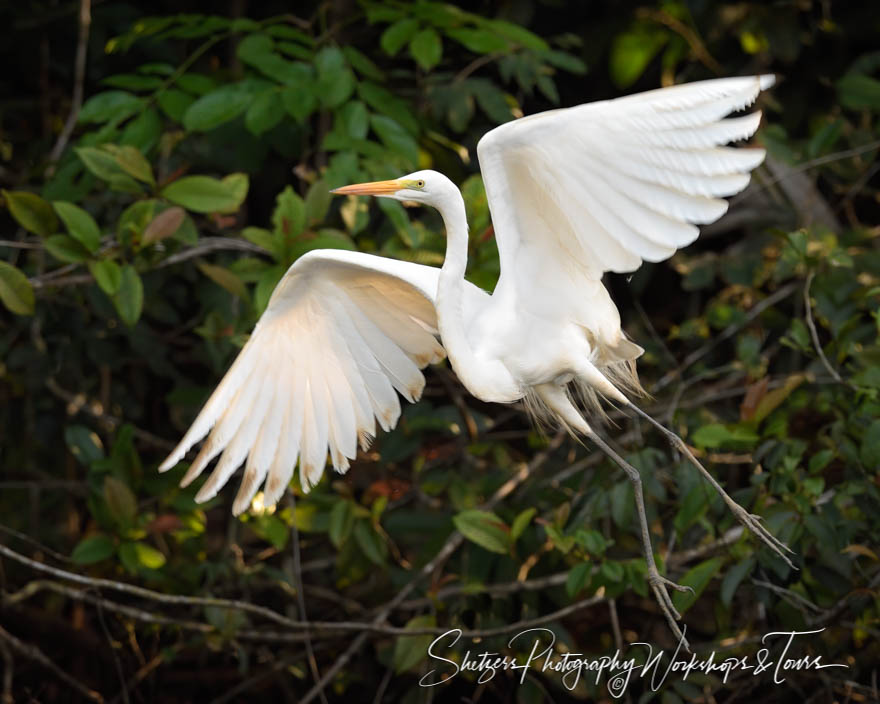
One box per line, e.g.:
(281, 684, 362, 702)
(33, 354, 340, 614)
(330, 179, 403, 196)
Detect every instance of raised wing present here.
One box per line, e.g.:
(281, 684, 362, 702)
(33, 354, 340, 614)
(160, 249, 488, 515)
(477, 75, 774, 282)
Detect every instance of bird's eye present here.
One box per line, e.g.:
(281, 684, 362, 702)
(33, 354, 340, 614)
(417, 180, 425, 188)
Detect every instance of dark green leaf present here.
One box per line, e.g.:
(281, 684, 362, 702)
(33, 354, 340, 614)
(113, 264, 144, 326)
(305, 179, 331, 226)
(64, 424, 104, 465)
(272, 185, 306, 238)
(721, 557, 755, 606)
(183, 86, 251, 131)
(104, 475, 137, 527)
(0, 261, 35, 315)
(53, 201, 101, 252)
(79, 91, 143, 124)
(353, 520, 386, 565)
(609, 25, 669, 88)
(157, 89, 195, 121)
(71, 535, 115, 565)
(566, 562, 591, 597)
(380, 18, 419, 56)
(837, 74, 880, 110)
(453, 509, 509, 554)
(88, 259, 123, 295)
(370, 115, 418, 166)
(2, 190, 57, 237)
(447, 28, 509, 54)
(161, 173, 249, 213)
(45, 234, 90, 263)
(409, 28, 442, 70)
(672, 557, 724, 614)
(510, 507, 536, 541)
(392, 615, 435, 673)
(245, 90, 283, 135)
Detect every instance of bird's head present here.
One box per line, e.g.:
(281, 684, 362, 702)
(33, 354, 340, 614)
(330, 169, 455, 208)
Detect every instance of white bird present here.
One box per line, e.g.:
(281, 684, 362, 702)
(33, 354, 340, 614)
(160, 74, 792, 644)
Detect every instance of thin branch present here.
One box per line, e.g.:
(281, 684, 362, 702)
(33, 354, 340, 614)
(47, 0, 91, 167)
(0, 542, 303, 631)
(157, 237, 267, 268)
(0, 637, 12, 704)
(0, 623, 104, 702)
(654, 282, 798, 391)
(297, 431, 566, 704)
(667, 527, 743, 567)
(0, 239, 44, 250)
(45, 378, 175, 450)
(803, 271, 854, 389)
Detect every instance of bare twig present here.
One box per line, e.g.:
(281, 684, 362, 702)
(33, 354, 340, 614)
(0, 542, 303, 631)
(47, 0, 91, 167)
(803, 272, 855, 389)
(285, 493, 327, 704)
(297, 431, 566, 704)
(0, 637, 12, 704)
(667, 527, 743, 567)
(0, 623, 104, 702)
(0, 239, 44, 250)
(157, 237, 266, 268)
(654, 282, 798, 392)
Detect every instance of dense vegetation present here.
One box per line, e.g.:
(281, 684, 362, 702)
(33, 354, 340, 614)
(1, 1, 878, 702)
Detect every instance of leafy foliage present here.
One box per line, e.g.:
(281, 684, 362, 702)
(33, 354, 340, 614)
(0, 1, 878, 702)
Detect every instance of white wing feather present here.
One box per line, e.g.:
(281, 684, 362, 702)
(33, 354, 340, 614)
(477, 74, 775, 281)
(159, 249, 488, 514)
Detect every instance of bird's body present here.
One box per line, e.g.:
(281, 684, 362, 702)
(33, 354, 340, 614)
(161, 74, 793, 644)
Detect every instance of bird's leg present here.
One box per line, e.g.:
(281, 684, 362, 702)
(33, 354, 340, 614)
(533, 383, 691, 649)
(584, 428, 693, 652)
(626, 402, 796, 569)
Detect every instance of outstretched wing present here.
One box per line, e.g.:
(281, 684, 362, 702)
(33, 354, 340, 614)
(477, 75, 774, 283)
(160, 249, 488, 515)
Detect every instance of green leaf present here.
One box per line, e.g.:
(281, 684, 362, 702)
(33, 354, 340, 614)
(392, 614, 436, 673)
(609, 25, 669, 88)
(453, 509, 509, 554)
(119, 541, 166, 571)
(380, 18, 419, 56)
(183, 86, 251, 131)
(2, 190, 57, 237)
(245, 90, 283, 135)
(861, 420, 880, 467)
(45, 234, 91, 263)
(0, 261, 35, 315)
(353, 519, 387, 565)
(510, 507, 536, 541)
(78, 91, 143, 124)
(315, 47, 354, 108)
(197, 261, 249, 300)
(305, 179, 331, 226)
(101, 144, 155, 186)
(142, 206, 186, 246)
(484, 19, 548, 50)
(157, 89, 195, 121)
(117, 199, 156, 248)
(447, 28, 509, 54)
(255, 264, 284, 314)
(113, 264, 144, 327)
(329, 500, 355, 548)
(343, 46, 385, 81)
(74, 146, 143, 193)
(358, 82, 419, 134)
(64, 424, 104, 465)
(88, 259, 122, 295)
(161, 173, 249, 214)
(721, 556, 755, 606)
(53, 201, 101, 252)
(104, 476, 137, 528)
(370, 115, 418, 166)
(242, 226, 276, 254)
(837, 73, 880, 110)
(272, 185, 306, 238)
(280, 83, 317, 123)
(672, 556, 724, 614)
(120, 107, 162, 152)
(674, 484, 709, 533)
(409, 28, 442, 70)
(566, 562, 592, 597)
(71, 535, 115, 565)
(691, 423, 759, 450)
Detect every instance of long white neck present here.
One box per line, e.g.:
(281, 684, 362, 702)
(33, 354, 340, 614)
(433, 189, 486, 395)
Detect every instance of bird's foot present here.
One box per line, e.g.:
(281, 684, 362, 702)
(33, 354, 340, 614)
(646, 566, 692, 651)
(726, 502, 796, 569)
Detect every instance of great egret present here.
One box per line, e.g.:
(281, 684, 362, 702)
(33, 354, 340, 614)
(160, 74, 791, 644)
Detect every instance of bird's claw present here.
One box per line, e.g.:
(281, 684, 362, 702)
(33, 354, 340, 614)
(728, 503, 797, 568)
(646, 566, 691, 651)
